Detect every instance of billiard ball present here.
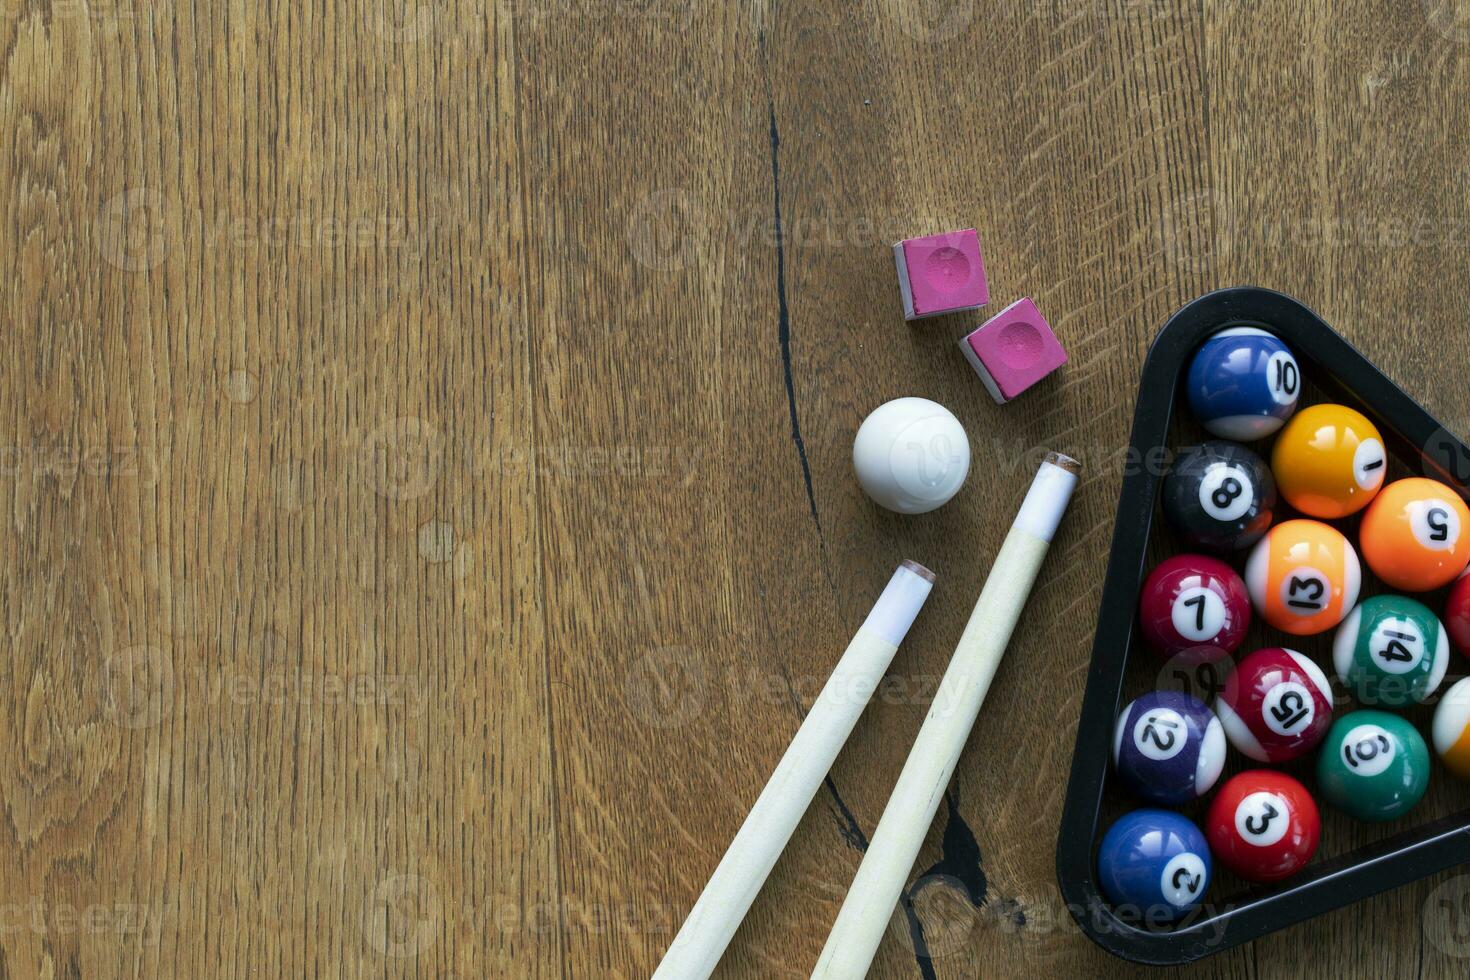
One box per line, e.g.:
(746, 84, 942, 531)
(1270, 404, 1387, 519)
(1096, 810, 1211, 920)
(1316, 710, 1430, 822)
(1162, 442, 1276, 551)
(1331, 595, 1450, 707)
(1432, 677, 1470, 780)
(1244, 519, 1362, 635)
(1206, 770, 1320, 882)
(851, 398, 971, 514)
(1216, 647, 1334, 762)
(1113, 692, 1226, 805)
(1360, 478, 1470, 592)
(1445, 568, 1470, 659)
(1186, 327, 1300, 440)
(1138, 555, 1251, 661)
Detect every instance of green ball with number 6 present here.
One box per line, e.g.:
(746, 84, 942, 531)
(1332, 595, 1450, 707)
(1316, 710, 1431, 821)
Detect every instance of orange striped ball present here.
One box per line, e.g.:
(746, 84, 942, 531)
(1433, 677, 1470, 780)
(1245, 519, 1361, 636)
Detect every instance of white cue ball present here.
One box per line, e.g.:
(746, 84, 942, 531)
(852, 397, 971, 514)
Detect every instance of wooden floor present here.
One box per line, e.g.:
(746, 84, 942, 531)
(9, 0, 1470, 977)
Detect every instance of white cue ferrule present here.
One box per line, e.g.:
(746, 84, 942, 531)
(1016, 454, 1081, 542)
(860, 560, 937, 647)
(653, 560, 935, 980)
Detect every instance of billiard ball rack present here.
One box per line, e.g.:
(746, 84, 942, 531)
(1056, 286, 1470, 964)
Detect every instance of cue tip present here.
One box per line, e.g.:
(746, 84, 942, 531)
(1044, 451, 1081, 476)
(901, 559, 936, 583)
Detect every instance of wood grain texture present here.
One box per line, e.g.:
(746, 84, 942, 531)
(6, 0, 1470, 977)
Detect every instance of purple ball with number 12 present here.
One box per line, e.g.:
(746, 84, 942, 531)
(1112, 691, 1227, 805)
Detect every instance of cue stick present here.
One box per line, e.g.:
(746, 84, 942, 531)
(810, 452, 1081, 979)
(652, 560, 937, 980)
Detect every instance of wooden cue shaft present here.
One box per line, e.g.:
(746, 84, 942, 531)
(653, 559, 937, 980)
(810, 452, 1081, 979)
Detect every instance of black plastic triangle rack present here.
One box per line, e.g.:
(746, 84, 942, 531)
(1056, 286, 1470, 964)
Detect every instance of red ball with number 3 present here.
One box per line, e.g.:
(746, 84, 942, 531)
(1207, 770, 1320, 882)
(1215, 647, 1334, 762)
(1139, 555, 1252, 662)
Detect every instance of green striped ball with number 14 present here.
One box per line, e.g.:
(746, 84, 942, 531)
(1331, 595, 1450, 708)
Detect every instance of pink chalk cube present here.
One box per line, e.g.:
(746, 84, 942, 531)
(892, 229, 989, 320)
(959, 298, 1067, 404)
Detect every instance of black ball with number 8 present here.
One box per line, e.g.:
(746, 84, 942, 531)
(1163, 441, 1277, 552)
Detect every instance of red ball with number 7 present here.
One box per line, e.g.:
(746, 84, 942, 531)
(1215, 647, 1334, 762)
(1138, 554, 1252, 662)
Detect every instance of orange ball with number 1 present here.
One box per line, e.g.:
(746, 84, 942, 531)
(1270, 404, 1386, 519)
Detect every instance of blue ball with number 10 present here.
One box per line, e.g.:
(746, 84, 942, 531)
(1187, 327, 1301, 440)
